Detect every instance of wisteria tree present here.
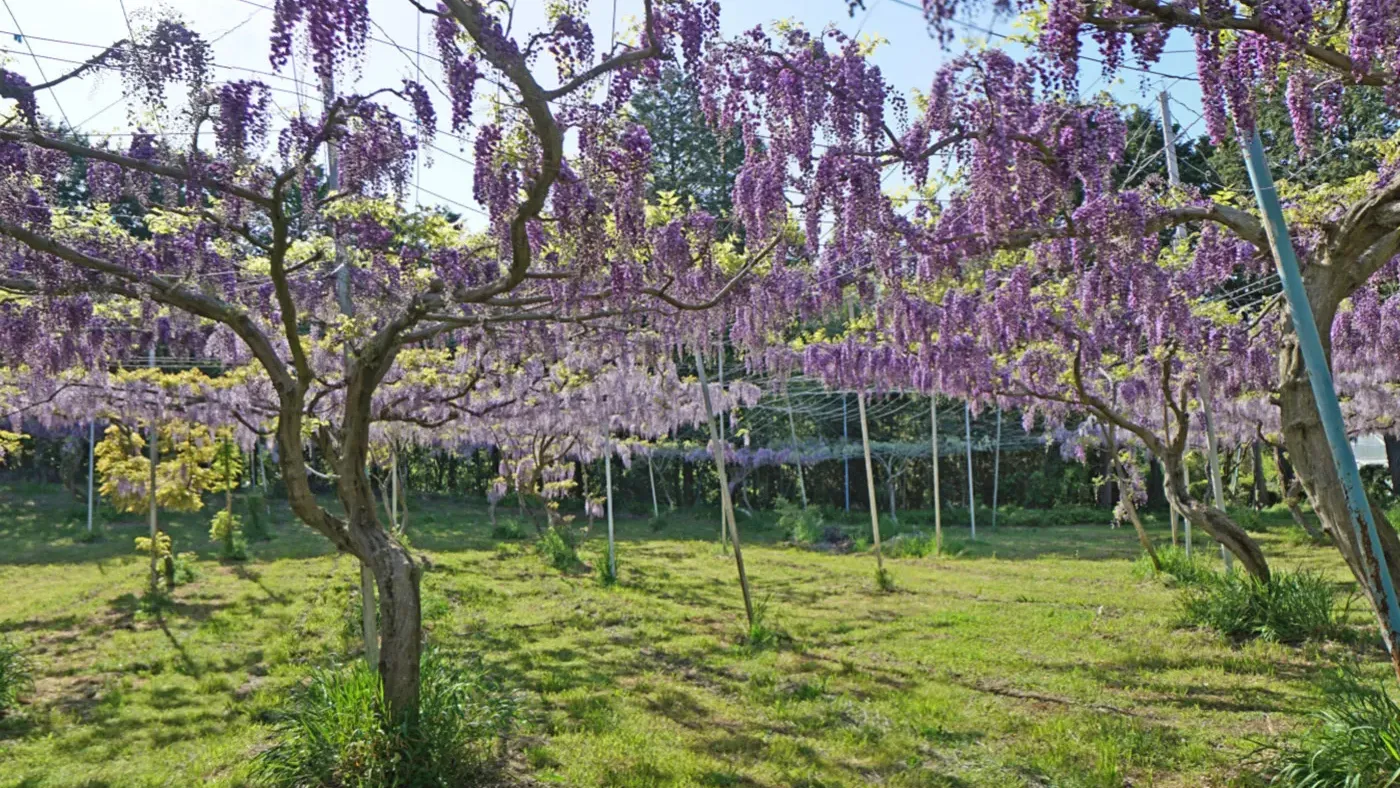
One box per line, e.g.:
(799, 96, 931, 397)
(903, 0, 1400, 658)
(0, 0, 802, 721)
(695, 6, 1400, 669)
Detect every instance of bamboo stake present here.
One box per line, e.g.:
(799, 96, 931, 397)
(695, 350, 754, 625)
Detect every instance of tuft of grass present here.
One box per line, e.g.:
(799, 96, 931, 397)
(1180, 569, 1342, 644)
(253, 648, 518, 787)
(1134, 546, 1218, 587)
(536, 527, 580, 572)
(742, 596, 784, 652)
(596, 551, 618, 586)
(875, 567, 896, 592)
(490, 519, 525, 541)
(1263, 670, 1400, 787)
(647, 515, 667, 533)
(0, 636, 34, 716)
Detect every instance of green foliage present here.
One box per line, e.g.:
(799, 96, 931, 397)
(95, 422, 228, 514)
(633, 67, 745, 217)
(210, 509, 249, 561)
(490, 519, 525, 541)
(874, 567, 895, 592)
(742, 596, 783, 652)
(776, 497, 824, 544)
(596, 552, 618, 586)
(536, 526, 580, 572)
(1180, 570, 1342, 644)
(1134, 546, 1219, 587)
(253, 649, 517, 787)
(1230, 508, 1267, 533)
(0, 636, 34, 716)
(1264, 670, 1400, 787)
(242, 492, 273, 541)
(883, 531, 940, 558)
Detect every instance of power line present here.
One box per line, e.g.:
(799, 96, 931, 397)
(2, 0, 72, 129)
(884, 0, 1199, 84)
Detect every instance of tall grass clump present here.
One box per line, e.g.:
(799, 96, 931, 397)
(1180, 569, 1341, 644)
(1133, 545, 1218, 587)
(1264, 670, 1400, 787)
(0, 637, 33, 716)
(776, 497, 824, 544)
(253, 649, 517, 787)
(535, 526, 580, 572)
(883, 531, 940, 558)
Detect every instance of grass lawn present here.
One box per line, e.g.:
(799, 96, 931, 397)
(0, 482, 1388, 787)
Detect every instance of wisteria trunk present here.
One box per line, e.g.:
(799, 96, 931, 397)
(1161, 456, 1270, 582)
(1279, 338, 1400, 666)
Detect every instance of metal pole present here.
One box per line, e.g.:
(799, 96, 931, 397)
(148, 344, 158, 593)
(324, 73, 378, 673)
(991, 409, 1002, 529)
(965, 403, 976, 539)
(843, 395, 851, 512)
(86, 420, 95, 534)
(1199, 367, 1234, 571)
(786, 389, 808, 508)
(695, 350, 754, 625)
(931, 398, 942, 553)
(1242, 130, 1400, 645)
(605, 447, 615, 580)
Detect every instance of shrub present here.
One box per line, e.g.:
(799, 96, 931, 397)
(0, 637, 34, 716)
(210, 509, 250, 561)
(875, 567, 896, 592)
(1264, 670, 1400, 787)
(535, 526, 580, 572)
(253, 649, 517, 787)
(776, 498, 824, 544)
(243, 492, 273, 542)
(884, 531, 940, 559)
(646, 516, 667, 532)
(1133, 546, 1217, 587)
(490, 519, 524, 541)
(1180, 570, 1341, 644)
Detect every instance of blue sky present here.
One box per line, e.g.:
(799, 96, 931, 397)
(1, 0, 1210, 221)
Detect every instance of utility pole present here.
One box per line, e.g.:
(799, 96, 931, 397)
(324, 73, 379, 673)
(1242, 130, 1400, 650)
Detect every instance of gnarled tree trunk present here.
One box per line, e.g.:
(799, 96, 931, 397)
(1279, 336, 1400, 661)
(1161, 455, 1270, 582)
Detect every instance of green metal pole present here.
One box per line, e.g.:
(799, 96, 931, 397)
(1242, 131, 1400, 645)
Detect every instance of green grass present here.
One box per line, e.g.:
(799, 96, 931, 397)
(0, 483, 1390, 786)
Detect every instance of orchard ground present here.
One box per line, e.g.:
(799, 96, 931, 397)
(0, 482, 1389, 787)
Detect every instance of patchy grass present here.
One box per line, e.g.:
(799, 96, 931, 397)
(0, 482, 1389, 786)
